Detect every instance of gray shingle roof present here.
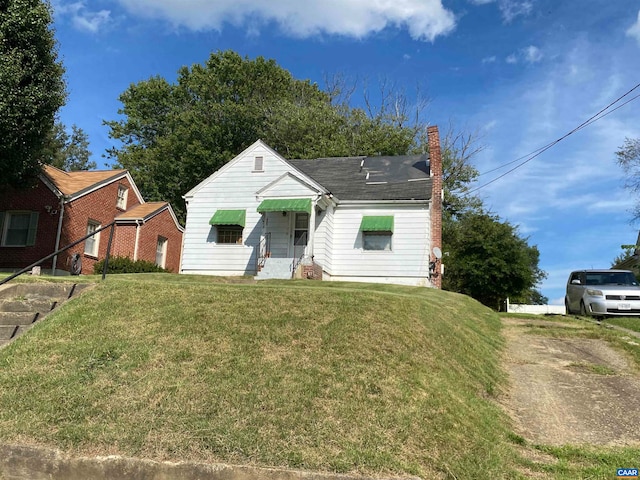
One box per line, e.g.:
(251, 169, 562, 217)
(287, 154, 432, 201)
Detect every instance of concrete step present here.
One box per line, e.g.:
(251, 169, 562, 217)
(0, 282, 92, 349)
(0, 298, 57, 313)
(0, 325, 18, 340)
(0, 283, 87, 301)
(256, 258, 294, 280)
(0, 312, 38, 326)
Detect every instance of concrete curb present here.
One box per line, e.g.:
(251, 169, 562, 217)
(0, 444, 421, 480)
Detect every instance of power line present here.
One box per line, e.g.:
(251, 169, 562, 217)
(465, 82, 640, 195)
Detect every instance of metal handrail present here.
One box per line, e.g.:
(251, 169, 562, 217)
(0, 221, 116, 286)
(256, 232, 271, 272)
(291, 232, 308, 277)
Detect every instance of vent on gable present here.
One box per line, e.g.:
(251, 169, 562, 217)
(253, 156, 264, 172)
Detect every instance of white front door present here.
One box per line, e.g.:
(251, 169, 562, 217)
(290, 212, 309, 258)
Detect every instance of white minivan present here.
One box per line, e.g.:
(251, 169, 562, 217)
(565, 269, 640, 318)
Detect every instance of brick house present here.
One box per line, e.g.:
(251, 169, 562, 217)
(0, 165, 184, 275)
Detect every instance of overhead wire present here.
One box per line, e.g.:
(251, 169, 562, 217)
(464, 82, 640, 195)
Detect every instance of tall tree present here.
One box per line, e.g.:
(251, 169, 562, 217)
(442, 211, 547, 310)
(43, 121, 95, 171)
(439, 124, 484, 219)
(104, 50, 419, 220)
(616, 137, 640, 220)
(0, 0, 66, 188)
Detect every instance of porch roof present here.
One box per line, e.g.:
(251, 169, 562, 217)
(209, 209, 246, 227)
(360, 215, 394, 232)
(257, 198, 312, 215)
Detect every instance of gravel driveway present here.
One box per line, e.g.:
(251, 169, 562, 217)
(501, 317, 640, 446)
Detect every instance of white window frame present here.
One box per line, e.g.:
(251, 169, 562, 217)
(362, 231, 393, 251)
(116, 185, 128, 209)
(0, 211, 39, 247)
(253, 156, 264, 172)
(84, 220, 101, 257)
(155, 236, 168, 268)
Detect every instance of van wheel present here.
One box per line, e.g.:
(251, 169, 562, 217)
(580, 301, 588, 317)
(565, 298, 572, 315)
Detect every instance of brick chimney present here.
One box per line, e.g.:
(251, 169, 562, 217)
(427, 126, 443, 289)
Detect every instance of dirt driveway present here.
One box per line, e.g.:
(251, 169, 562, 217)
(501, 317, 640, 446)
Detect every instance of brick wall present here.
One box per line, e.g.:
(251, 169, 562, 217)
(61, 177, 141, 274)
(301, 261, 323, 280)
(112, 224, 137, 258)
(427, 126, 443, 289)
(0, 180, 61, 271)
(134, 208, 183, 272)
(0, 173, 183, 276)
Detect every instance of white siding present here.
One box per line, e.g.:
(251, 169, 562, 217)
(259, 174, 319, 198)
(181, 143, 320, 275)
(329, 204, 430, 283)
(312, 205, 334, 273)
(181, 140, 435, 286)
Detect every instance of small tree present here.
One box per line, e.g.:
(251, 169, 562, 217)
(442, 211, 547, 310)
(0, 0, 66, 188)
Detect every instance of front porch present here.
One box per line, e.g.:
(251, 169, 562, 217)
(255, 198, 322, 280)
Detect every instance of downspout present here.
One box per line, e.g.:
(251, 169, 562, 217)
(51, 197, 66, 275)
(133, 219, 142, 261)
(307, 194, 321, 258)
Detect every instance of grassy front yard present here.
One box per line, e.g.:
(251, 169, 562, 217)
(0, 274, 516, 478)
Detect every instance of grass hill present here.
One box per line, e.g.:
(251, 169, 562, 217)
(0, 275, 518, 478)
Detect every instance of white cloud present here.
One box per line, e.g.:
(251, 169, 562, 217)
(500, 0, 532, 23)
(505, 45, 543, 64)
(467, 0, 532, 23)
(523, 45, 543, 63)
(627, 9, 640, 45)
(116, 0, 456, 41)
(54, 1, 111, 33)
(482, 55, 497, 64)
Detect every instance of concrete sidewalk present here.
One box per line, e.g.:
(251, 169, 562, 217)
(0, 444, 421, 480)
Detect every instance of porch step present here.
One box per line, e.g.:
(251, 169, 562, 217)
(255, 258, 294, 280)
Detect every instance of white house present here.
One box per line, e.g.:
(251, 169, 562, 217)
(180, 126, 443, 287)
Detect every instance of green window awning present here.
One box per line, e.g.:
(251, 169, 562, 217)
(209, 209, 246, 227)
(360, 216, 394, 232)
(257, 198, 312, 215)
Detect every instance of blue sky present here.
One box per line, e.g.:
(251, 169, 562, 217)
(50, 0, 640, 304)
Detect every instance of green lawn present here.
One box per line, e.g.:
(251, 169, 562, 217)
(2, 275, 639, 478)
(606, 316, 640, 333)
(0, 274, 519, 478)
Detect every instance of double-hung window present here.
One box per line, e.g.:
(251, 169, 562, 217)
(156, 236, 167, 268)
(0, 211, 39, 247)
(209, 209, 246, 245)
(84, 220, 100, 257)
(116, 185, 128, 209)
(217, 226, 243, 244)
(360, 216, 394, 251)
